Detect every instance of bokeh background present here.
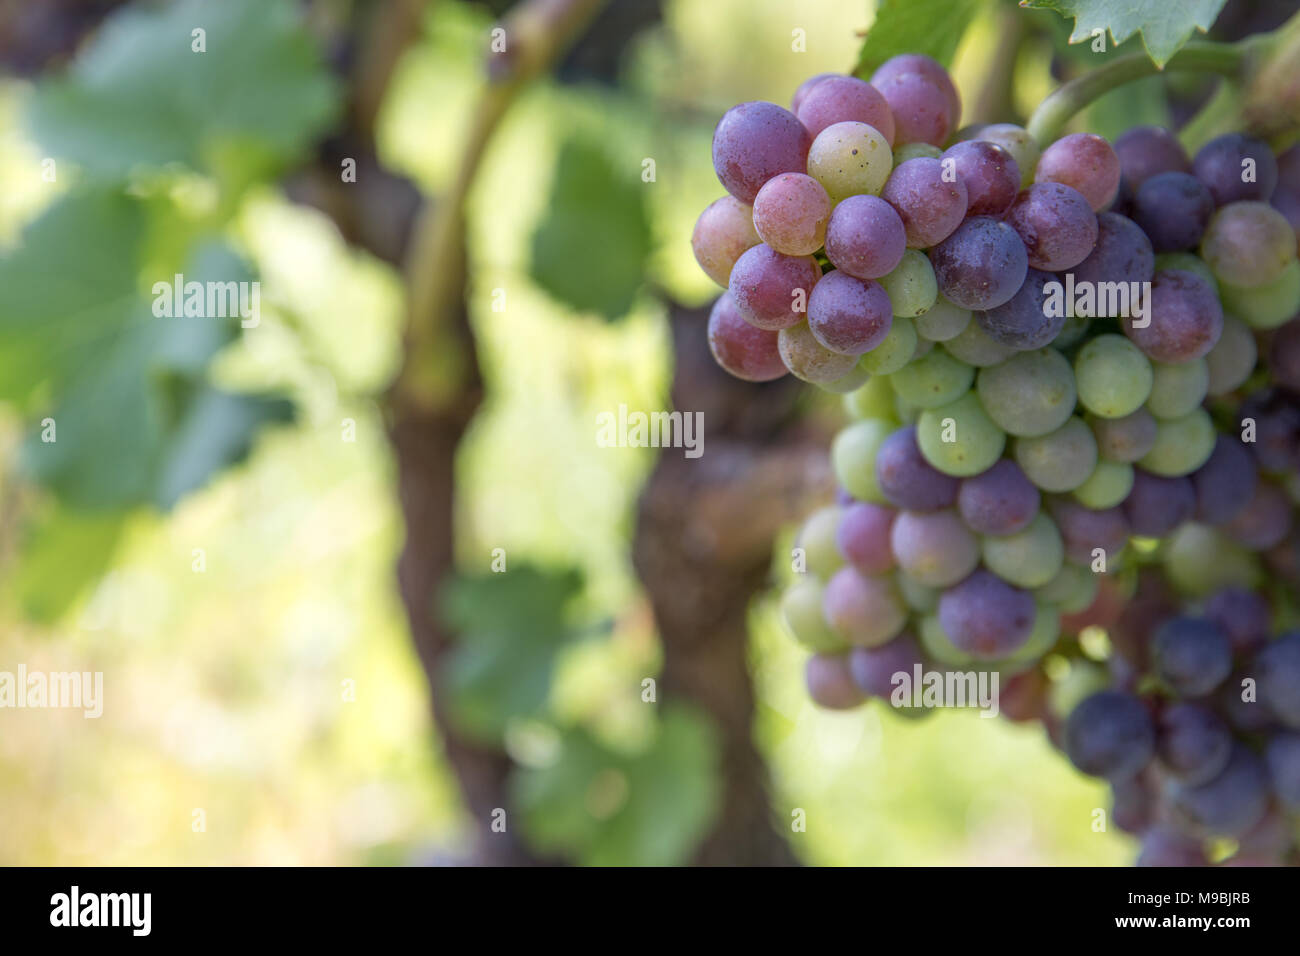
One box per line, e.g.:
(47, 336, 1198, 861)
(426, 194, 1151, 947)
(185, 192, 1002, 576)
(2, 0, 1289, 866)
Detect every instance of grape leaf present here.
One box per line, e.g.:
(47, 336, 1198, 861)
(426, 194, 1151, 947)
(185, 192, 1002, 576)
(530, 137, 650, 322)
(512, 706, 721, 866)
(1020, 0, 1229, 67)
(28, 0, 338, 183)
(0, 192, 292, 510)
(440, 566, 591, 741)
(854, 0, 983, 77)
(8, 508, 127, 624)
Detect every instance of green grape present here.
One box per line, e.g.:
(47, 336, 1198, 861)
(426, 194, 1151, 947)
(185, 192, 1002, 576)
(981, 512, 1064, 589)
(1153, 252, 1218, 294)
(1004, 603, 1062, 665)
(896, 571, 939, 612)
(893, 142, 942, 165)
(843, 375, 899, 422)
(796, 505, 845, 577)
(1164, 523, 1260, 596)
(859, 316, 917, 374)
(879, 249, 938, 317)
(1220, 259, 1300, 330)
(914, 295, 971, 342)
(976, 348, 1077, 438)
(1073, 333, 1153, 419)
(1014, 417, 1098, 492)
(942, 318, 1016, 367)
(1146, 358, 1209, 419)
(807, 121, 893, 203)
(1073, 459, 1134, 509)
(1052, 313, 1090, 350)
(780, 577, 847, 652)
(893, 391, 921, 424)
(832, 420, 892, 502)
(1205, 315, 1257, 396)
(817, 362, 872, 394)
(916, 390, 1006, 477)
(1139, 407, 1216, 476)
(918, 614, 976, 666)
(1200, 201, 1296, 288)
(889, 347, 975, 408)
(1034, 563, 1098, 614)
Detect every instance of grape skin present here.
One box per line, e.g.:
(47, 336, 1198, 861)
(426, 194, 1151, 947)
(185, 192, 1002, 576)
(1122, 269, 1223, 364)
(1064, 690, 1154, 781)
(880, 157, 968, 248)
(849, 633, 924, 698)
(941, 140, 1020, 216)
(824, 194, 906, 279)
(1139, 408, 1217, 477)
(975, 347, 1076, 438)
(1114, 125, 1190, 188)
(1090, 408, 1158, 463)
(942, 316, 1016, 367)
(779, 321, 858, 384)
(1171, 744, 1269, 837)
(890, 509, 980, 587)
(874, 70, 953, 147)
(977, 124, 1040, 188)
(751, 172, 832, 256)
(1193, 132, 1278, 206)
(1035, 132, 1122, 212)
(692, 196, 761, 287)
(980, 512, 1064, 589)
(1122, 469, 1194, 537)
(1200, 201, 1297, 289)
(957, 458, 1039, 535)
(807, 270, 893, 355)
(889, 347, 974, 409)
(1256, 633, 1300, 729)
(728, 243, 822, 330)
(879, 248, 938, 317)
(707, 292, 788, 381)
(1157, 703, 1233, 786)
(916, 391, 1007, 477)
(796, 74, 895, 144)
(1131, 172, 1214, 253)
(1004, 182, 1099, 271)
(1073, 333, 1153, 420)
(871, 54, 961, 125)
(929, 216, 1029, 310)
(836, 501, 897, 575)
(807, 121, 893, 203)
(823, 565, 907, 647)
(1048, 497, 1130, 565)
(712, 101, 812, 203)
(1152, 616, 1232, 697)
(975, 269, 1065, 350)
(1014, 417, 1098, 493)
(913, 296, 971, 342)
(937, 568, 1036, 659)
(805, 652, 866, 709)
(1069, 212, 1154, 289)
(1191, 434, 1257, 525)
(781, 577, 846, 652)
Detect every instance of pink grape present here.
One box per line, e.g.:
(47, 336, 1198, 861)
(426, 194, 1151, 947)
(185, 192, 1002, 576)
(1005, 182, 1099, 271)
(837, 501, 897, 575)
(707, 292, 788, 381)
(752, 172, 832, 256)
(807, 270, 893, 355)
(941, 140, 1020, 216)
(871, 53, 960, 125)
(880, 157, 968, 248)
(728, 243, 822, 330)
(1122, 269, 1223, 363)
(691, 195, 761, 287)
(711, 101, 812, 203)
(874, 71, 953, 147)
(796, 74, 896, 144)
(1035, 132, 1122, 212)
(791, 72, 837, 113)
(824, 194, 907, 279)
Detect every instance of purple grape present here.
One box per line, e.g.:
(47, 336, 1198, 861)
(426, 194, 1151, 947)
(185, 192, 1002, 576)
(1113, 125, 1190, 188)
(874, 70, 953, 147)
(875, 425, 960, 512)
(751, 172, 832, 256)
(1035, 132, 1121, 212)
(937, 569, 1036, 659)
(880, 158, 968, 249)
(1063, 690, 1155, 780)
(824, 194, 907, 279)
(1069, 212, 1154, 287)
(1122, 469, 1194, 537)
(805, 652, 866, 709)
(1004, 183, 1098, 271)
(728, 243, 823, 330)
(1223, 481, 1293, 550)
(1204, 587, 1272, 657)
(890, 509, 980, 587)
(795, 74, 895, 143)
(1221, 667, 1280, 733)
(1257, 633, 1300, 728)
(1131, 171, 1215, 252)
(1156, 703, 1232, 785)
(1191, 434, 1257, 525)
(1111, 775, 1154, 833)
(974, 268, 1064, 350)
(806, 270, 893, 355)
(1265, 732, 1300, 811)
(929, 216, 1029, 310)
(1193, 132, 1278, 205)
(1271, 187, 1300, 252)
(941, 140, 1020, 216)
(1090, 408, 1158, 463)
(1153, 616, 1232, 697)
(712, 101, 812, 204)
(1270, 317, 1300, 390)
(1239, 389, 1300, 475)
(956, 458, 1039, 535)
(871, 54, 960, 124)
(849, 632, 924, 698)
(1048, 498, 1130, 565)
(1122, 269, 1223, 363)
(1137, 825, 1207, 866)
(836, 501, 897, 575)
(707, 292, 788, 381)
(1171, 744, 1269, 837)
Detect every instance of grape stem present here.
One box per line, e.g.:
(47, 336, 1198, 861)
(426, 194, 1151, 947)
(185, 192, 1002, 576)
(1026, 39, 1264, 144)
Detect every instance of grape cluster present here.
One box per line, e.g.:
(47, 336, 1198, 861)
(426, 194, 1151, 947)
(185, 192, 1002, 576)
(693, 56, 1300, 865)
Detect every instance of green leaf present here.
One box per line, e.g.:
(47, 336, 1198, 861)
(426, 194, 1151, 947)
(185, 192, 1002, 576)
(8, 508, 127, 623)
(854, 0, 983, 77)
(28, 0, 338, 183)
(0, 192, 292, 510)
(1021, 0, 1229, 67)
(530, 138, 651, 322)
(440, 566, 589, 741)
(513, 706, 721, 866)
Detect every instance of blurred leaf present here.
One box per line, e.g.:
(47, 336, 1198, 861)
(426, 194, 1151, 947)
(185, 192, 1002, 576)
(440, 566, 588, 741)
(854, 0, 983, 76)
(9, 508, 126, 623)
(530, 138, 650, 322)
(0, 192, 292, 510)
(1020, 0, 1228, 68)
(513, 706, 721, 866)
(1082, 75, 1171, 141)
(28, 0, 338, 185)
